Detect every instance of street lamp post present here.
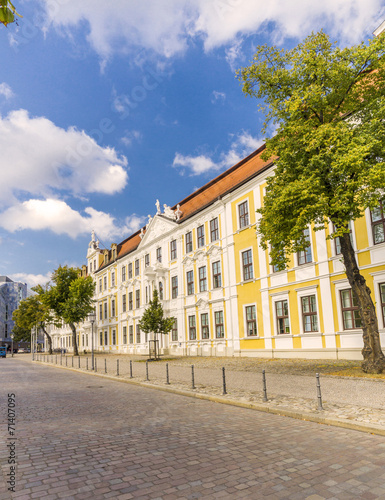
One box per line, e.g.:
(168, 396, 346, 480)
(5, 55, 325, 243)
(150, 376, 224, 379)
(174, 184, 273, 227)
(10, 334, 14, 357)
(88, 311, 96, 370)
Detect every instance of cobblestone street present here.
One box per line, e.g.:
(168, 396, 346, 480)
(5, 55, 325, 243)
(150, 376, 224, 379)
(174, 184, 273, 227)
(1, 358, 385, 499)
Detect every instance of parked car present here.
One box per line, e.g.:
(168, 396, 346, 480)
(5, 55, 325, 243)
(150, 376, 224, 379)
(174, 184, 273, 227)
(0, 347, 6, 358)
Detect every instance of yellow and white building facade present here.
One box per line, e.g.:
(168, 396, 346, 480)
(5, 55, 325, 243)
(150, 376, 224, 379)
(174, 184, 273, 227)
(50, 146, 385, 360)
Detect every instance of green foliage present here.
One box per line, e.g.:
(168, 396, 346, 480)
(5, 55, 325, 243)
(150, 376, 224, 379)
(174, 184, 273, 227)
(238, 31, 385, 269)
(13, 294, 49, 334)
(43, 266, 95, 325)
(0, 0, 21, 26)
(139, 289, 175, 336)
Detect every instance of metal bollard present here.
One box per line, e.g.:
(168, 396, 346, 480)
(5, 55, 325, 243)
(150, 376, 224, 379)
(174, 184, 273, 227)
(166, 363, 170, 385)
(65, 356, 67, 367)
(105, 358, 107, 374)
(146, 360, 149, 381)
(222, 367, 227, 395)
(316, 373, 323, 410)
(117, 359, 119, 376)
(56, 354, 57, 364)
(262, 369, 268, 401)
(95, 358, 97, 372)
(60, 354, 62, 365)
(78, 356, 80, 369)
(130, 360, 133, 378)
(86, 357, 88, 370)
(191, 364, 196, 390)
(72, 356, 73, 368)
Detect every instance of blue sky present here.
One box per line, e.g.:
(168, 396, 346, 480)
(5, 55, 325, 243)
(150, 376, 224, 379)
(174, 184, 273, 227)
(1, 0, 384, 289)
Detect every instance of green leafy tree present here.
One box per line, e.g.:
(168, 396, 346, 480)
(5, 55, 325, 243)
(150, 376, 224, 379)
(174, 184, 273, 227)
(0, 1, 21, 26)
(238, 31, 385, 373)
(139, 289, 175, 358)
(12, 294, 55, 353)
(43, 266, 95, 356)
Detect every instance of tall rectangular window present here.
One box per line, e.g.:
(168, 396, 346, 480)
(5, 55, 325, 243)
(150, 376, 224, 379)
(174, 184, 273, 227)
(186, 231, 193, 253)
(276, 300, 290, 334)
(380, 283, 385, 328)
(238, 200, 249, 228)
(159, 282, 163, 300)
(104, 276, 107, 290)
(104, 331, 108, 345)
(187, 270, 194, 295)
(210, 217, 219, 242)
(111, 299, 116, 317)
(371, 202, 385, 244)
(301, 295, 318, 332)
(201, 313, 209, 339)
(104, 302, 107, 319)
(245, 305, 257, 336)
(215, 311, 224, 338)
(172, 276, 178, 299)
(136, 325, 141, 343)
(145, 254, 150, 267)
(340, 289, 362, 329)
(135, 289, 140, 308)
(212, 261, 222, 288)
(135, 259, 140, 276)
(128, 292, 133, 311)
(123, 326, 127, 344)
(122, 266, 126, 282)
(242, 249, 253, 281)
(129, 325, 134, 344)
(122, 294, 126, 313)
(171, 319, 178, 341)
(199, 266, 207, 292)
(99, 279, 102, 292)
(111, 271, 115, 287)
(197, 225, 205, 247)
(156, 247, 162, 263)
(128, 263, 133, 279)
(99, 303, 103, 320)
(188, 315, 196, 340)
(170, 239, 177, 260)
(100, 331, 103, 345)
(298, 228, 312, 265)
(334, 222, 353, 255)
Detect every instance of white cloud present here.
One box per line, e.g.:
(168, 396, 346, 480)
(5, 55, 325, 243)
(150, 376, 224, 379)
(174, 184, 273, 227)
(0, 109, 128, 207)
(40, 0, 383, 63)
(211, 90, 226, 104)
(9, 272, 52, 289)
(0, 198, 145, 240)
(0, 83, 14, 99)
(173, 131, 263, 176)
(121, 130, 143, 147)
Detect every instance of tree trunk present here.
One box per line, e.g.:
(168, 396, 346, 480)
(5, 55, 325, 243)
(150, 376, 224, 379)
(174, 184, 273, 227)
(70, 322, 79, 356)
(340, 232, 385, 373)
(41, 326, 53, 355)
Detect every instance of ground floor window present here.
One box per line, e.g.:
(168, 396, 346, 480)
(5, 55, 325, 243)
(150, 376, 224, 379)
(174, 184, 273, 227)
(100, 332, 103, 345)
(215, 311, 224, 338)
(171, 319, 178, 341)
(189, 315, 196, 340)
(245, 305, 257, 336)
(136, 325, 141, 343)
(340, 289, 362, 330)
(129, 325, 134, 344)
(104, 331, 108, 346)
(301, 295, 318, 332)
(276, 300, 290, 334)
(123, 326, 127, 344)
(201, 313, 209, 339)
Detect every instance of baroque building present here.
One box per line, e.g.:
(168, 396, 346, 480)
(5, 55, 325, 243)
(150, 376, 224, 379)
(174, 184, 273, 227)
(49, 145, 385, 359)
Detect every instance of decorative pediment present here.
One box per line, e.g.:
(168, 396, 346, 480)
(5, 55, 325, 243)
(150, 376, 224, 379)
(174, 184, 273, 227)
(196, 297, 208, 308)
(182, 255, 194, 266)
(206, 245, 222, 257)
(132, 278, 141, 287)
(194, 250, 206, 262)
(139, 215, 178, 246)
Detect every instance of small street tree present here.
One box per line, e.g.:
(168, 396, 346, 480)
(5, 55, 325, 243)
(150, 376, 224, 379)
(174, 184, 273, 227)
(12, 294, 55, 354)
(238, 31, 385, 373)
(139, 289, 175, 358)
(42, 266, 95, 356)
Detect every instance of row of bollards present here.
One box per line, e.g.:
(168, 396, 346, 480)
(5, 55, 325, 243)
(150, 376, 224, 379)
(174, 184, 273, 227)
(35, 354, 324, 410)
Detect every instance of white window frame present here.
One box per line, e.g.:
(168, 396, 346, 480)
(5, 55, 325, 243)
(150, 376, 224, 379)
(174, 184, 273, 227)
(271, 291, 291, 336)
(240, 247, 254, 282)
(237, 198, 250, 230)
(243, 303, 258, 337)
(295, 285, 320, 335)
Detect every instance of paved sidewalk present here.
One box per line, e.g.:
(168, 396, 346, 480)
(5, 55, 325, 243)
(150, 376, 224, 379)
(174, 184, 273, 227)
(23, 354, 385, 436)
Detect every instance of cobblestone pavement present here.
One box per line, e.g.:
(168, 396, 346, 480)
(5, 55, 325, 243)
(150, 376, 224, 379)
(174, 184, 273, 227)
(30, 354, 385, 433)
(2, 359, 385, 499)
